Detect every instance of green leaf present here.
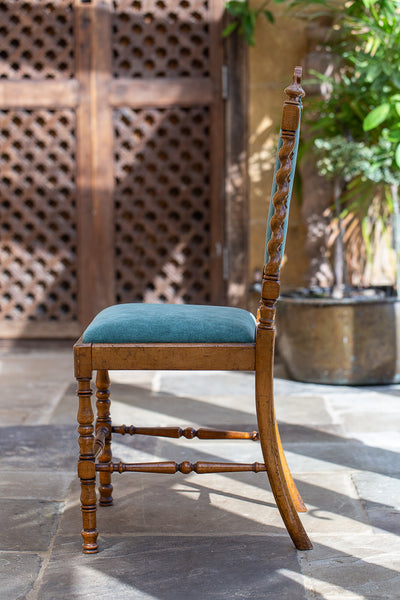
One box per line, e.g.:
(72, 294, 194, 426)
(284, 0, 327, 5)
(387, 129, 400, 142)
(222, 21, 239, 38)
(242, 12, 256, 45)
(362, 216, 373, 263)
(393, 72, 400, 89)
(363, 103, 391, 131)
(263, 10, 274, 23)
(225, 1, 247, 17)
(395, 103, 400, 118)
(395, 144, 400, 168)
(364, 63, 381, 83)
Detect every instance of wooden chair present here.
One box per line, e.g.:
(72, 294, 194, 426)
(74, 67, 312, 553)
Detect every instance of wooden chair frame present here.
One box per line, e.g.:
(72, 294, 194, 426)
(74, 67, 312, 553)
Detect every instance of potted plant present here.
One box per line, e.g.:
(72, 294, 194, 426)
(223, 0, 400, 383)
(275, 0, 400, 384)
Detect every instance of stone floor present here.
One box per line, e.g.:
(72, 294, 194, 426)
(1, 344, 399, 599)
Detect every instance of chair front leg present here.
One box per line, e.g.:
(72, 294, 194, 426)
(77, 376, 98, 554)
(96, 369, 113, 506)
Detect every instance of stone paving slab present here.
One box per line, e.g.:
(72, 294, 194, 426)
(276, 422, 344, 443)
(281, 441, 400, 475)
(293, 472, 371, 535)
(59, 475, 287, 537)
(53, 370, 346, 432)
(273, 378, 354, 397)
(110, 370, 164, 390)
(0, 426, 76, 471)
(0, 405, 36, 427)
(61, 471, 371, 541)
(326, 388, 400, 413)
(39, 535, 306, 600)
(156, 370, 255, 402)
(352, 472, 400, 535)
(364, 507, 400, 536)
(110, 384, 256, 429)
(352, 472, 400, 510)
(0, 552, 42, 600)
(0, 499, 62, 552)
(0, 471, 74, 501)
(55, 379, 258, 429)
(299, 533, 400, 600)
(48, 382, 77, 425)
(274, 394, 336, 426)
(0, 350, 72, 427)
(336, 412, 400, 435)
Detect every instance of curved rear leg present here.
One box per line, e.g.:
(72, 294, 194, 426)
(256, 330, 312, 550)
(257, 388, 312, 549)
(275, 416, 307, 512)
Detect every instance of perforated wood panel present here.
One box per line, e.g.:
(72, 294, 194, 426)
(112, 0, 210, 78)
(114, 106, 211, 303)
(0, 0, 231, 338)
(0, 109, 77, 324)
(0, 0, 75, 80)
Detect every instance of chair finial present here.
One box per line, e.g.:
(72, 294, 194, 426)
(284, 66, 305, 103)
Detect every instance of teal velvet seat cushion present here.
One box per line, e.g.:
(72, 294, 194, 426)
(82, 303, 257, 344)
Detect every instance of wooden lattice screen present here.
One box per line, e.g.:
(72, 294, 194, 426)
(0, 0, 247, 339)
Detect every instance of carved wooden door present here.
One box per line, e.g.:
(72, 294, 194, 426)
(0, 0, 244, 339)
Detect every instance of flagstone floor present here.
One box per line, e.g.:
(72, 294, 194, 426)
(1, 344, 399, 599)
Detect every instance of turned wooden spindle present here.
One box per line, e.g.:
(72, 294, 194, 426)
(96, 460, 267, 474)
(77, 377, 98, 554)
(111, 424, 260, 441)
(95, 370, 113, 507)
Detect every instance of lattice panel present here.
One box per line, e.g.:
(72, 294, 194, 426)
(112, 0, 210, 78)
(114, 106, 211, 304)
(0, 1, 75, 80)
(0, 109, 77, 322)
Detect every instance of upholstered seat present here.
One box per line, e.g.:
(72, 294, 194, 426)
(82, 303, 257, 344)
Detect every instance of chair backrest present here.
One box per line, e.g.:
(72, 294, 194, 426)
(264, 67, 304, 277)
(257, 67, 304, 329)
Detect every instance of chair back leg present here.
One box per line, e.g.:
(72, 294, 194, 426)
(95, 370, 113, 506)
(255, 328, 312, 550)
(275, 417, 307, 512)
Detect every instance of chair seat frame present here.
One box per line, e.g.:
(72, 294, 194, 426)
(74, 67, 312, 554)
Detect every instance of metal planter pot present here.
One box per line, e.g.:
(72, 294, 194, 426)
(276, 295, 400, 385)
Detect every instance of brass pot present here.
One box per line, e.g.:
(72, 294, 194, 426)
(276, 295, 400, 385)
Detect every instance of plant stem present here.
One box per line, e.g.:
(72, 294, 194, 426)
(332, 178, 349, 297)
(391, 183, 400, 296)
